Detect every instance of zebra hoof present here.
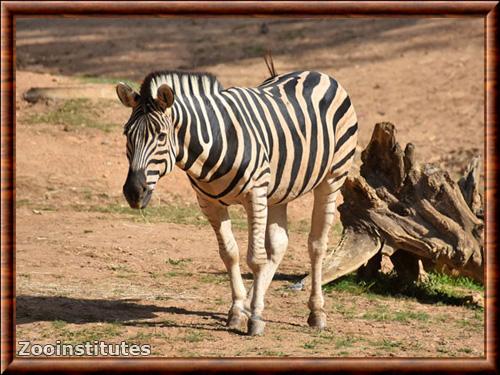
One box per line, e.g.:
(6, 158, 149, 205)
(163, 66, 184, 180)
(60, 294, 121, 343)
(307, 311, 327, 330)
(247, 317, 266, 336)
(227, 308, 248, 330)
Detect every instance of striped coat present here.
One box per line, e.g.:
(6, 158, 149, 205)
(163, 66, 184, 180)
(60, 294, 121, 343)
(117, 69, 358, 336)
(127, 70, 357, 206)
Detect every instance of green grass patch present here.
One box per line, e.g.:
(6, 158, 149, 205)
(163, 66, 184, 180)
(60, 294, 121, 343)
(50, 321, 124, 344)
(213, 297, 226, 306)
(129, 331, 167, 343)
(199, 273, 228, 284)
(323, 274, 370, 295)
(334, 336, 359, 349)
(257, 350, 288, 357)
(360, 305, 429, 323)
(303, 332, 360, 351)
(79, 202, 209, 226)
(332, 303, 357, 319)
(51, 320, 68, 330)
(456, 312, 484, 331)
(166, 258, 192, 266)
(129, 332, 155, 342)
(107, 264, 132, 273)
(184, 330, 211, 343)
(82, 188, 93, 201)
(426, 272, 483, 293)
(392, 310, 429, 323)
(79, 201, 252, 231)
(16, 198, 57, 212)
(361, 308, 391, 322)
(323, 271, 483, 309)
(370, 338, 404, 351)
(16, 199, 31, 207)
(164, 270, 193, 278)
(302, 340, 318, 350)
(25, 98, 118, 133)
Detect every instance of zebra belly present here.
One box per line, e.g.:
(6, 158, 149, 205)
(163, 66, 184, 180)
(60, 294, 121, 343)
(190, 174, 322, 207)
(265, 160, 330, 206)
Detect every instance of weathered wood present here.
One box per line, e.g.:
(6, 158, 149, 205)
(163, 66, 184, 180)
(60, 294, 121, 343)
(391, 250, 429, 284)
(317, 122, 484, 286)
(458, 156, 483, 218)
(357, 250, 382, 281)
(299, 228, 382, 289)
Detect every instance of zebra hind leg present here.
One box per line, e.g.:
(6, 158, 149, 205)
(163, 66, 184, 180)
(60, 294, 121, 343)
(243, 187, 269, 336)
(244, 204, 288, 315)
(307, 179, 339, 329)
(196, 195, 248, 331)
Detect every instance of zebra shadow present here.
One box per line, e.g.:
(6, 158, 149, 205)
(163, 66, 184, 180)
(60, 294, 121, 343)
(16, 295, 302, 334)
(241, 272, 306, 282)
(206, 271, 306, 283)
(16, 295, 225, 325)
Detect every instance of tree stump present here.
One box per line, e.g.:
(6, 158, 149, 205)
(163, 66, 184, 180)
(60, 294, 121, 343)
(301, 122, 484, 288)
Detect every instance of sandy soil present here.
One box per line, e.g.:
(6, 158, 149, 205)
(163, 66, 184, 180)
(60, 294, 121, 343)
(14, 18, 484, 357)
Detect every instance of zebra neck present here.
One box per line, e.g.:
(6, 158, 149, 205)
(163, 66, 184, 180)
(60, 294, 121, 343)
(171, 94, 224, 181)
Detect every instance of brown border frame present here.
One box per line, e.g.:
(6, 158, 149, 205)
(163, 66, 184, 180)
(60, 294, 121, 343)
(1, 1, 498, 374)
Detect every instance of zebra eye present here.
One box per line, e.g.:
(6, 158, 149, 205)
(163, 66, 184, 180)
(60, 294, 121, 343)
(158, 133, 167, 142)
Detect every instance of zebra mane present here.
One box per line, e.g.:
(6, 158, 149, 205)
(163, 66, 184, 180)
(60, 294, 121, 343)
(139, 70, 223, 112)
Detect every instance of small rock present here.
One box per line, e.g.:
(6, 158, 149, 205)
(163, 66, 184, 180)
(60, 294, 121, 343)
(289, 280, 304, 291)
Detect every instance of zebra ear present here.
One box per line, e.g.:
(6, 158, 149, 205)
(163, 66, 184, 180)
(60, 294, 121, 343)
(116, 82, 140, 108)
(156, 84, 175, 111)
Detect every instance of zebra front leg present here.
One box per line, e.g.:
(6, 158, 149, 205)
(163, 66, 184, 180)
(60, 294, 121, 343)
(243, 187, 269, 336)
(196, 195, 248, 331)
(307, 180, 339, 329)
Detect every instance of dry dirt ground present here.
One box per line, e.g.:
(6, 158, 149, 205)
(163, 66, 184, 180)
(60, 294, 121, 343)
(15, 18, 484, 357)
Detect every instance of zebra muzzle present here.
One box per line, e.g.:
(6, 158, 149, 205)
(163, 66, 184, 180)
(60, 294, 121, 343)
(123, 168, 151, 209)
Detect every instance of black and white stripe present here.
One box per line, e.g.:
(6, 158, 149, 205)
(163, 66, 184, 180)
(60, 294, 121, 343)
(123, 70, 358, 205)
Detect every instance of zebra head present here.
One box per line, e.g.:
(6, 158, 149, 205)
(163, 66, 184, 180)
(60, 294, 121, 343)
(116, 82, 176, 209)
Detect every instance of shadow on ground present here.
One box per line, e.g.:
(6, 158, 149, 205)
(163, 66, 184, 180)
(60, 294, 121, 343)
(16, 18, 427, 78)
(16, 295, 225, 325)
(17, 294, 304, 334)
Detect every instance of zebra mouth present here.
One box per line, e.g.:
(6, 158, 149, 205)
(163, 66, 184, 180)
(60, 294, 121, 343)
(140, 189, 153, 209)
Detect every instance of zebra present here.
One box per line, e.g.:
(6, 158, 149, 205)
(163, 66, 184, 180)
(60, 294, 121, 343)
(116, 68, 358, 336)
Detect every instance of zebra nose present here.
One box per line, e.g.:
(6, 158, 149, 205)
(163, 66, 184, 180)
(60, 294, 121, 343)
(123, 169, 147, 208)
